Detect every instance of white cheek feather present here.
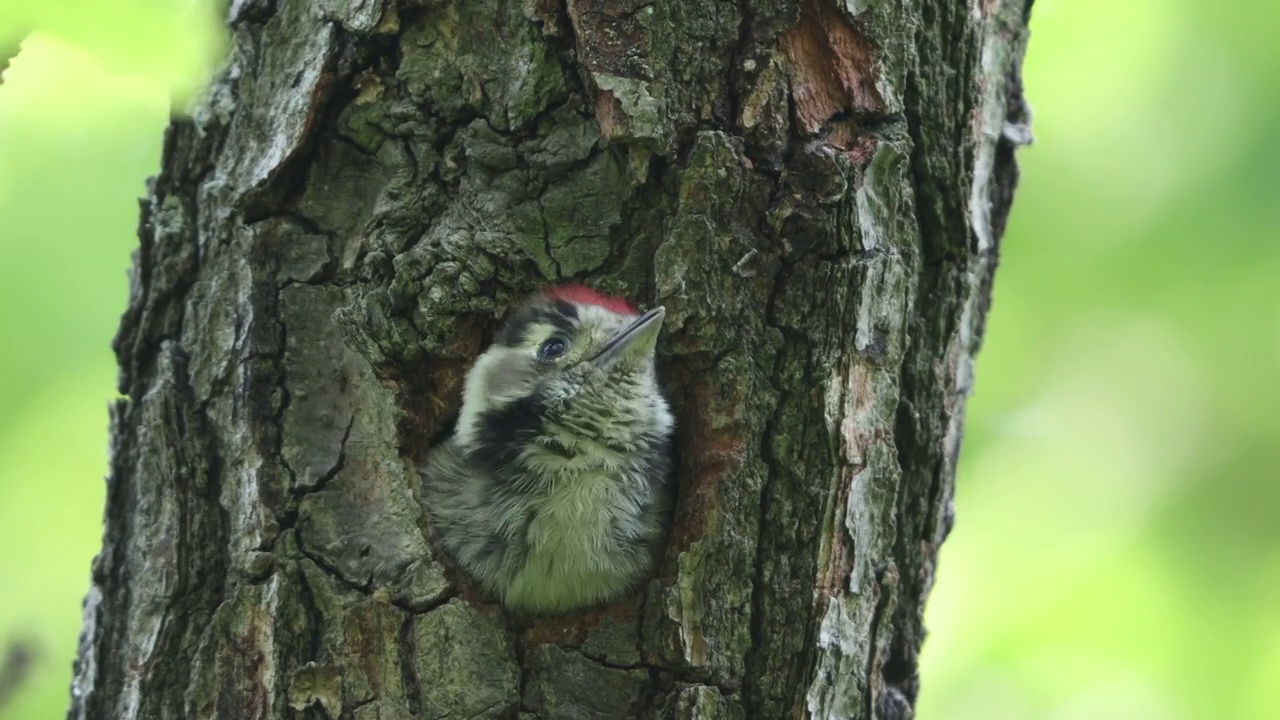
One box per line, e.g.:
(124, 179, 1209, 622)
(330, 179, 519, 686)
(455, 349, 541, 448)
(454, 352, 500, 448)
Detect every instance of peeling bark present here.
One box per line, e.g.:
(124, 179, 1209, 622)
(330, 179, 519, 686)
(71, 0, 1032, 718)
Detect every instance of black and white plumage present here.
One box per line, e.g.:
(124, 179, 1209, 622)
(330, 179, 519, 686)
(422, 286, 675, 613)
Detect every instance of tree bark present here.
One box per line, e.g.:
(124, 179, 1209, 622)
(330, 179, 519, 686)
(70, 0, 1031, 718)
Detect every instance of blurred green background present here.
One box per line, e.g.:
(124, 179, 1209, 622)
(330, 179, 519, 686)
(0, 0, 1275, 717)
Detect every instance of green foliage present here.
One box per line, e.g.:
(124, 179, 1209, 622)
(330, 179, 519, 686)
(0, 0, 1276, 717)
(918, 1, 1280, 718)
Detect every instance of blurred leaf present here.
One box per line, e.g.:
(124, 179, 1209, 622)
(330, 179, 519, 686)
(1, 30, 26, 84)
(0, 641, 38, 714)
(0, 0, 224, 104)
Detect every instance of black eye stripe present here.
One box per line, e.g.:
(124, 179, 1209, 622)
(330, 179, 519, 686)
(553, 300, 578, 319)
(494, 305, 577, 347)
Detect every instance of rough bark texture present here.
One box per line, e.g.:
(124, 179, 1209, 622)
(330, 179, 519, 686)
(70, 0, 1031, 718)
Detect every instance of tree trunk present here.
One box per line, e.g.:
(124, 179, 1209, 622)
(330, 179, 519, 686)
(69, 0, 1030, 717)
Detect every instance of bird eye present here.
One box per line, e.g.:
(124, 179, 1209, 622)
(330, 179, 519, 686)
(538, 336, 570, 360)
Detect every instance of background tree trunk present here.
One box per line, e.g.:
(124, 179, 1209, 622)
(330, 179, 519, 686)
(69, 0, 1030, 717)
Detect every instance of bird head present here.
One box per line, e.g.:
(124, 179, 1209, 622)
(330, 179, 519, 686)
(453, 286, 669, 449)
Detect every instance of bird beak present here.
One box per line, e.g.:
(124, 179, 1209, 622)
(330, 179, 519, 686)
(589, 307, 665, 369)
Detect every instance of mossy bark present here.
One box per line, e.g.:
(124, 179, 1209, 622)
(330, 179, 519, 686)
(70, 0, 1032, 718)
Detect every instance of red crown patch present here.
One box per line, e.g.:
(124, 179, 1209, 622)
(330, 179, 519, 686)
(546, 285, 638, 316)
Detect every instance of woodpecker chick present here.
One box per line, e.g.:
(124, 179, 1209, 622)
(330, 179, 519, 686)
(423, 286, 675, 613)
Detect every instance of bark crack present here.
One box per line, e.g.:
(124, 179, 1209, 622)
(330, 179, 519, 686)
(295, 531, 375, 594)
(742, 260, 793, 718)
